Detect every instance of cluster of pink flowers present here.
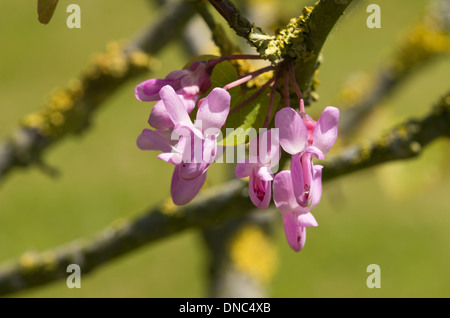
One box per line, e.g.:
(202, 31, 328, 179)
(135, 56, 339, 252)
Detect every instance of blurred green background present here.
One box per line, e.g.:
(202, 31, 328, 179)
(0, 0, 449, 297)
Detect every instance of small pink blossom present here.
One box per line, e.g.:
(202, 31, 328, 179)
(273, 170, 320, 252)
(137, 85, 230, 205)
(275, 106, 339, 208)
(135, 61, 211, 130)
(235, 129, 280, 209)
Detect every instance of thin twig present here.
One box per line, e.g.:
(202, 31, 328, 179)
(229, 76, 276, 114)
(263, 77, 279, 128)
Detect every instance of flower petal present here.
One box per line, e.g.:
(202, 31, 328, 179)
(179, 162, 205, 180)
(195, 88, 230, 131)
(259, 180, 272, 209)
(136, 129, 174, 152)
(148, 100, 174, 130)
(159, 85, 193, 127)
(256, 129, 280, 168)
(282, 212, 307, 252)
(235, 160, 257, 178)
(149, 96, 196, 130)
(275, 107, 308, 155)
(307, 145, 325, 161)
(135, 79, 175, 102)
(157, 152, 182, 165)
(297, 212, 318, 227)
(170, 165, 207, 205)
(248, 172, 272, 209)
(290, 153, 311, 207)
(256, 166, 273, 181)
(273, 170, 308, 214)
(202, 133, 218, 166)
(310, 165, 323, 210)
(313, 106, 339, 154)
(185, 61, 211, 94)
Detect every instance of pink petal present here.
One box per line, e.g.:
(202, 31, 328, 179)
(307, 145, 325, 161)
(174, 122, 204, 142)
(235, 160, 258, 178)
(180, 74, 200, 97)
(170, 165, 207, 205)
(148, 100, 174, 130)
(257, 129, 280, 167)
(310, 165, 323, 210)
(186, 61, 211, 93)
(255, 166, 273, 181)
(166, 69, 190, 81)
(159, 85, 193, 127)
(179, 162, 205, 180)
(297, 212, 318, 227)
(275, 107, 308, 155)
(195, 88, 230, 131)
(248, 172, 272, 209)
(313, 106, 339, 154)
(259, 181, 272, 209)
(273, 170, 308, 214)
(157, 152, 182, 165)
(149, 96, 196, 130)
(282, 212, 307, 252)
(136, 129, 174, 153)
(135, 78, 175, 102)
(202, 134, 218, 165)
(290, 153, 311, 208)
(179, 136, 215, 180)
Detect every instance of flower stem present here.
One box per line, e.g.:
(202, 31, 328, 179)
(283, 69, 290, 108)
(263, 77, 279, 128)
(229, 76, 276, 114)
(288, 62, 305, 113)
(223, 65, 274, 90)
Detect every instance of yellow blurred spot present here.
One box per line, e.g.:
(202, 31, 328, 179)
(19, 251, 39, 270)
(130, 51, 151, 68)
(161, 197, 180, 216)
(22, 113, 44, 129)
(228, 225, 278, 284)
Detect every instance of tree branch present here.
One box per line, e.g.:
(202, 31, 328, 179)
(0, 91, 448, 296)
(0, 0, 196, 183)
(324, 90, 450, 180)
(339, 1, 450, 138)
(190, 0, 241, 56)
(0, 179, 253, 295)
(292, 0, 354, 105)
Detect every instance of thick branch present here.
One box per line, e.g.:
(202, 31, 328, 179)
(0, 91, 448, 296)
(208, 0, 354, 104)
(208, 0, 253, 40)
(191, 0, 240, 56)
(293, 0, 354, 104)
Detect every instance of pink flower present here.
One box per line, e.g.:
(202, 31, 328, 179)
(235, 129, 280, 209)
(135, 61, 211, 130)
(137, 85, 230, 205)
(275, 106, 339, 208)
(273, 170, 320, 252)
